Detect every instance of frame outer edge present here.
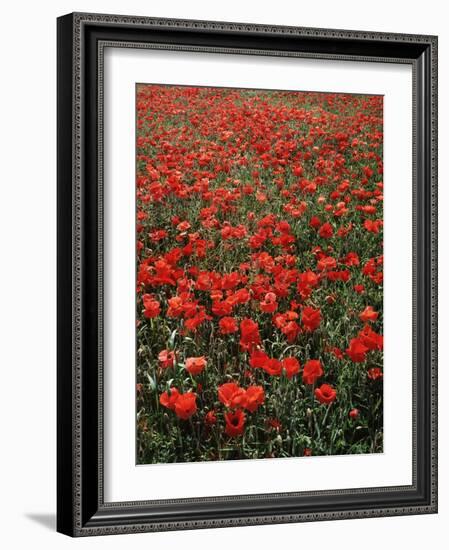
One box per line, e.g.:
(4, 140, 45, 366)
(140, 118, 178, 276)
(73, 12, 84, 537)
(57, 13, 77, 537)
(60, 12, 438, 536)
(430, 35, 438, 513)
(70, 11, 437, 44)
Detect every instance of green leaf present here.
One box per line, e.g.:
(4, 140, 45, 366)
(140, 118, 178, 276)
(168, 329, 178, 348)
(146, 372, 156, 390)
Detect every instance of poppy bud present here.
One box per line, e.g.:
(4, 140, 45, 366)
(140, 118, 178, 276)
(349, 408, 360, 419)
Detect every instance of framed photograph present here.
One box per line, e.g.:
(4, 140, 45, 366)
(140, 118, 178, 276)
(57, 12, 438, 536)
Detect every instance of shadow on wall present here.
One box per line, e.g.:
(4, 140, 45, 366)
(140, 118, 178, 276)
(25, 513, 56, 531)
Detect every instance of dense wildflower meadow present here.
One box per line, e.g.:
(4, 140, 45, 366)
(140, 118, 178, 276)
(136, 84, 384, 464)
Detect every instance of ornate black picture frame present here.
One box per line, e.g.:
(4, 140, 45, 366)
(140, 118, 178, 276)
(57, 12, 438, 536)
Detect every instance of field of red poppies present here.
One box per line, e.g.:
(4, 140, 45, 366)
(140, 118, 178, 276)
(136, 84, 383, 464)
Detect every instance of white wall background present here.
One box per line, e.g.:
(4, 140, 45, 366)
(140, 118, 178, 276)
(0, 0, 445, 548)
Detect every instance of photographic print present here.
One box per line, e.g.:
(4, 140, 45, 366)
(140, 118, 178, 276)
(135, 84, 384, 465)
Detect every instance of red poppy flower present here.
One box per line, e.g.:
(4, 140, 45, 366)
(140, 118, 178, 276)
(142, 294, 161, 318)
(244, 386, 265, 412)
(185, 356, 207, 376)
(281, 320, 300, 343)
(233, 288, 250, 304)
(221, 272, 241, 290)
(358, 324, 383, 351)
(260, 292, 278, 313)
(317, 256, 337, 271)
(297, 270, 319, 298)
(282, 357, 301, 379)
(267, 418, 282, 431)
(196, 273, 213, 291)
(183, 313, 208, 333)
(359, 305, 379, 323)
(302, 359, 324, 385)
(205, 410, 217, 425)
(166, 296, 184, 317)
(149, 229, 168, 242)
(343, 252, 360, 266)
(218, 382, 247, 408)
(249, 349, 269, 369)
(315, 383, 337, 404)
(262, 358, 282, 376)
(158, 349, 176, 369)
(210, 289, 223, 302)
(309, 216, 321, 229)
(364, 219, 382, 234)
(173, 392, 197, 420)
(367, 367, 383, 380)
(159, 387, 180, 411)
(276, 220, 291, 233)
(218, 316, 238, 334)
(176, 220, 191, 232)
(221, 225, 233, 240)
(329, 346, 344, 360)
(326, 270, 351, 282)
(301, 306, 321, 332)
(363, 166, 374, 178)
(346, 338, 368, 362)
(349, 408, 360, 419)
(211, 300, 233, 317)
(318, 222, 334, 238)
(224, 409, 246, 437)
(239, 318, 261, 351)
